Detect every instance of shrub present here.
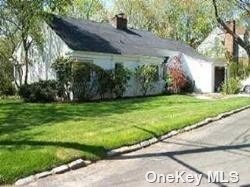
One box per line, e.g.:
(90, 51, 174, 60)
(0, 61, 16, 96)
(112, 63, 131, 98)
(181, 76, 195, 93)
(52, 57, 72, 101)
(135, 64, 158, 96)
(222, 78, 241, 95)
(53, 57, 131, 101)
(0, 81, 16, 96)
(165, 55, 194, 94)
(72, 62, 101, 101)
(19, 80, 58, 102)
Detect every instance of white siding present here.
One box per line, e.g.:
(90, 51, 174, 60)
(182, 54, 214, 93)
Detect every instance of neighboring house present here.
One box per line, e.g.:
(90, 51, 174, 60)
(198, 20, 249, 65)
(14, 13, 226, 97)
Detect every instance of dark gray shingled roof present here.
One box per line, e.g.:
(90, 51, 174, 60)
(47, 14, 212, 60)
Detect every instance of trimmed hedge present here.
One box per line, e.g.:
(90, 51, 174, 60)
(19, 80, 58, 102)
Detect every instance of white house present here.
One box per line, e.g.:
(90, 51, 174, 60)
(198, 20, 249, 64)
(198, 20, 250, 91)
(14, 13, 226, 97)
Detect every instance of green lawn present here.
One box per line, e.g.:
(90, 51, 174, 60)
(0, 95, 250, 184)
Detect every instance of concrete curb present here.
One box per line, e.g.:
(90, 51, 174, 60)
(15, 159, 92, 186)
(15, 105, 250, 186)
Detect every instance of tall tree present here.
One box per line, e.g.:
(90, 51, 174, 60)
(67, 0, 108, 21)
(112, 0, 217, 48)
(212, 0, 250, 63)
(0, 0, 71, 86)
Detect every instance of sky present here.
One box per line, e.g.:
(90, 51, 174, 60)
(101, 0, 114, 9)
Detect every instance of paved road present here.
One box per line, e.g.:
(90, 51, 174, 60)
(28, 109, 250, 187)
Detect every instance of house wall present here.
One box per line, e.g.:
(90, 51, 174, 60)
(197, 27, 225, 59)
(181, 54, 215, 93)
(198, 27, 249, 60)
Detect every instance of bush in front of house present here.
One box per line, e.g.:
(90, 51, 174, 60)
(19, 80, 58, 102)
(112, 63, 131, 98)
(52, 57, 131, 101)
(0, 80, 16, 96)
(51, 57, 73, 101)
(0, 61, 16, 96)
(165, 55, 194, 94)
(222, 77, 241, 95)
(135, 64, 158, 96)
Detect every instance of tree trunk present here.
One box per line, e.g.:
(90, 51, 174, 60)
(22, 37, 31, 85)
(212, 0, 250, 65)
(247, 50, 250, 65)
(24, 46, 29, 85)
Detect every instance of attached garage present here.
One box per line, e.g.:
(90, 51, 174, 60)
(180, 54, 226, 93)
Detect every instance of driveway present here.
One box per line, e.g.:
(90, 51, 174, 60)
(28, 109, 250, 187)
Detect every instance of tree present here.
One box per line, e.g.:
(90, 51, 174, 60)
(0, 0, 71, 86)
(0, 38, 16, 95)
(212, 0, 250, 63)
(112, 0, 217, 48)
(67, 0, 108, 21)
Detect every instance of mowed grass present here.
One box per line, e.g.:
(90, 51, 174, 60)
(0, 95, 250, 184)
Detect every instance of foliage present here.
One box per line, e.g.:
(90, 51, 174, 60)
(112, 63, 131, 98)
(0, 57, 16, 96)
(227, 60, 250, 80)
(66, 0, 108, 21)
(135, 64, 158, 96)
(0, 0, 71, 85)
(52, 57, 73, 100)
(212, 0, 250, 63)
(112, 0, 217, 48)
(0, 37, 17, 94)
(19, 80, 58, 102)
(52, 57, 131, 101)
(222, 77, 241, 94)
(0, 78, 16, 96)
(72, 62, 101, 101)
(96, 69, 113, 99)
(165, 55, 194, 94)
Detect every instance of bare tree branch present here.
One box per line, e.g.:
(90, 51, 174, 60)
(212, 0, 250, 58)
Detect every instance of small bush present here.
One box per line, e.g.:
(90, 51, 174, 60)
(165, 55, 194, 94)
(0, 82, 16, 96)
(222, 78, 241, 95)
(135, 65, 158, 96)
(112, 63, 131, 98)
(19, 80, 58, 102)
(0, 63, 16, 96)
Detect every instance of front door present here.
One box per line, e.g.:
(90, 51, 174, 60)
(214, 67, 225, 92)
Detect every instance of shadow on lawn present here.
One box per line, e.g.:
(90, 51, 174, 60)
(0, 96, 202, 136)
(0, 140, 106, 158)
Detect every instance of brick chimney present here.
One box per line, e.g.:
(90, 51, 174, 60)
(224, 20, 239, 62)
(111, 13, 127, 30)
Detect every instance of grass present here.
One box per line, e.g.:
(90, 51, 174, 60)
(0, 95, 250, 184)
